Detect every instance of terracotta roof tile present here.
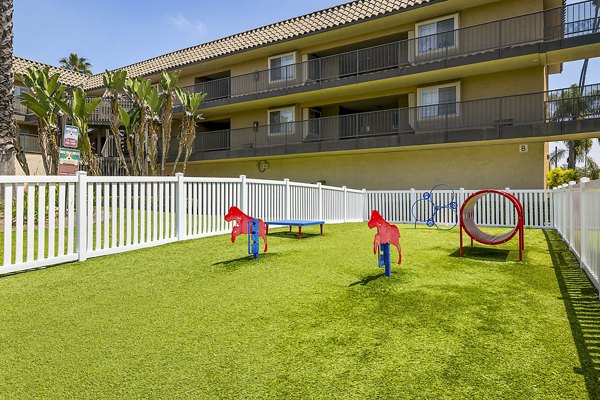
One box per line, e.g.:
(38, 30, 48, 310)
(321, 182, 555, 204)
(13, 56, 88, 87)
(21, 0, 435, 90)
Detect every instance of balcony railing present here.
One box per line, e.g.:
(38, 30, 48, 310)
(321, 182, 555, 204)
(183, 0, 599, 105)
(13, 97, 30, 116)
(183, 83, 600, 158)
(18, 134, 41, 153)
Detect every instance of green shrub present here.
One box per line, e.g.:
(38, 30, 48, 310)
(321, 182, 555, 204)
(547, 168, 578, 188)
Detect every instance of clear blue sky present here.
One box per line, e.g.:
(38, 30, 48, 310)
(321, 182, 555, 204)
(13, 0, 599, 166)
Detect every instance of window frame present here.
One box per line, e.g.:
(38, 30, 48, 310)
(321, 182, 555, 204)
(416, 82, 461, 119)
(415, 14, 460, 55)
(268, 52, 297, 83)
(267, 106, 296, 136)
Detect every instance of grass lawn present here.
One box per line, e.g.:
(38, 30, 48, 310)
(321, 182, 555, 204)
(0, 223, 598, 399)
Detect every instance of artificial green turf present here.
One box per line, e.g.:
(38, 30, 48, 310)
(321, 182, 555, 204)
(0, 224, 597, 399)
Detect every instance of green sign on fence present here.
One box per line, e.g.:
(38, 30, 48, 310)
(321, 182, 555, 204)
(58, 147, 80, 176)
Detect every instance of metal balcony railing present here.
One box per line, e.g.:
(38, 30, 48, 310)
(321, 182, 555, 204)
(184, 83, 600, 157)
(13, 97, 30, 116)
(181, 0, 599, 105)
(18, 134, 41, 153)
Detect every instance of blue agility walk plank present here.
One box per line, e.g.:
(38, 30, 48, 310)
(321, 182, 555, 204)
(264, 220, 325, 239)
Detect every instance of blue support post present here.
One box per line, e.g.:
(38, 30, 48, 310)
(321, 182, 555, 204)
(378, 243, 391, 277)
(247, 219, 260, 259)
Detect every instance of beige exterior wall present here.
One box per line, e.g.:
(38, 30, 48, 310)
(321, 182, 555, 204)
(201, 66, 545, 131)
(184, 142, 547, 190)
(175, 0, 552, 92)
(13, 154, 46, 176)
(460, 0, 544, 26)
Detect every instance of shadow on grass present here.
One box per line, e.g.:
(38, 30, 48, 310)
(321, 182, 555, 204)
(349, 272, 387, 287)
(544, 229, 600, 400)
(211, 252, 276, 268)
(267, 232, 322, 240)
(448, 247, 511, 262)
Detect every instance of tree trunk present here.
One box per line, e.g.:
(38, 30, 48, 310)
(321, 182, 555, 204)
(182, 121, 197, 175)
(161, 93, 173, 175)
(568, 140, 576, 170)
(148, 121, 159, 176)
(36, 120, 51, 174)
(12, 118, 29, 174)
(136, 108, 147, 175)
(110, 96, 129, 175)
(171, 120, 187, 175)
(0, 0, 16, 178)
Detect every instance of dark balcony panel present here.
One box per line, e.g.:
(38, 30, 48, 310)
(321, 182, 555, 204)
(198, 129, 231, 152)
(180, 83, 600, 162)
(18, 134, 41, 153)
(175, 0, 600, 109)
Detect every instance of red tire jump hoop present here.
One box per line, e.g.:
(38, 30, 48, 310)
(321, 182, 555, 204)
(459, 190, 524, 261)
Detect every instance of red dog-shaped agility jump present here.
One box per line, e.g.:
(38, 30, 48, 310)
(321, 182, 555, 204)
(224, 206, 268, 252)
(368, 210, 401, 264)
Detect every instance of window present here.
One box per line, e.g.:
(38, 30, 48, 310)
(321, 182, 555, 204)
(269, 53, 296, 82)
(268, 107, 295, 135)
(416, 15, 458, 53)
(418, 83, 459, 118)
(14, 86, 28, 98)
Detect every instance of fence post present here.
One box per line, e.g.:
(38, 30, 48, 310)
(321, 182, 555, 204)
(343, 186, 348, 223)
(459, 188, 465, 224)
(580, 177, 590, 270)
(363, 189, 368, 222)
(76, 171, 88, 262)
(176, 173, 186, 241)
(240, 175, 248, 213)
(318, 182, 323, 221)
(505, 187, 511, 226)
(568, 180, 576, 249)
(284, 178, 291, 220)
(410, 188, 416, 224)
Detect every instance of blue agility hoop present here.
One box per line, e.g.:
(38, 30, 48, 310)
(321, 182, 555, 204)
(411, 184, 459, 231)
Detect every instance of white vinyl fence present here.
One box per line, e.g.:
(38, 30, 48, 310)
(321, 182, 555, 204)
(554, 178, 600, 291)
(1, 172, 563, 277)
(0, 174, 365, 275)
(367, 188, 554, 229)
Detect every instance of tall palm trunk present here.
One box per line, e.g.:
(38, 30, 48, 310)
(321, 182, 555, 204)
(171, 120, 187, 175)
(161, 94, 173, 175)
(36, 118, 51, 174)
(148, 122, 159, 176)
(182, 122, 197, 175)
(110, 96, 129, 174)
(0, 0, 15, 177)
(136, 108, 147, 175)
(12, 118, 29, 174)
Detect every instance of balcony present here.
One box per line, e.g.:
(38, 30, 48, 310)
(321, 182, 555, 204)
(13, 95, 135, 125)
(183, 0, 600, 108)
(13, 97, 31, 118)
(184, 84, 600, 161)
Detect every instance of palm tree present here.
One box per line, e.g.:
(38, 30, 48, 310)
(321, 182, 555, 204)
(102, 70, 130, 175)
(172, 88, 206, 175)
(0, 0, 16, 176)
(19, 67, 68, 174)
(56, 87, 102, 175)
(59, 53, 93, 75)
(549, 147, 566, 169)
(159, 71, 179, 176)
(550, 84, 600, 169)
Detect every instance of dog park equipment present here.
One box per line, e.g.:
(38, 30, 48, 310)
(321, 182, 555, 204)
(411, 184, 458, 230)
(265, 220, 325, 239)
(224, 207, 268, 258)
(368, 210, 402, 277)
(459, 190, 524, 261)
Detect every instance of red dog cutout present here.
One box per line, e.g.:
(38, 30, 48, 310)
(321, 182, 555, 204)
(224, 206, 268, 252)
(368, 210, 401, 264)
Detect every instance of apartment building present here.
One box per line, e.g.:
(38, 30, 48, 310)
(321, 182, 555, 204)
(12, 0, 600, 189)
